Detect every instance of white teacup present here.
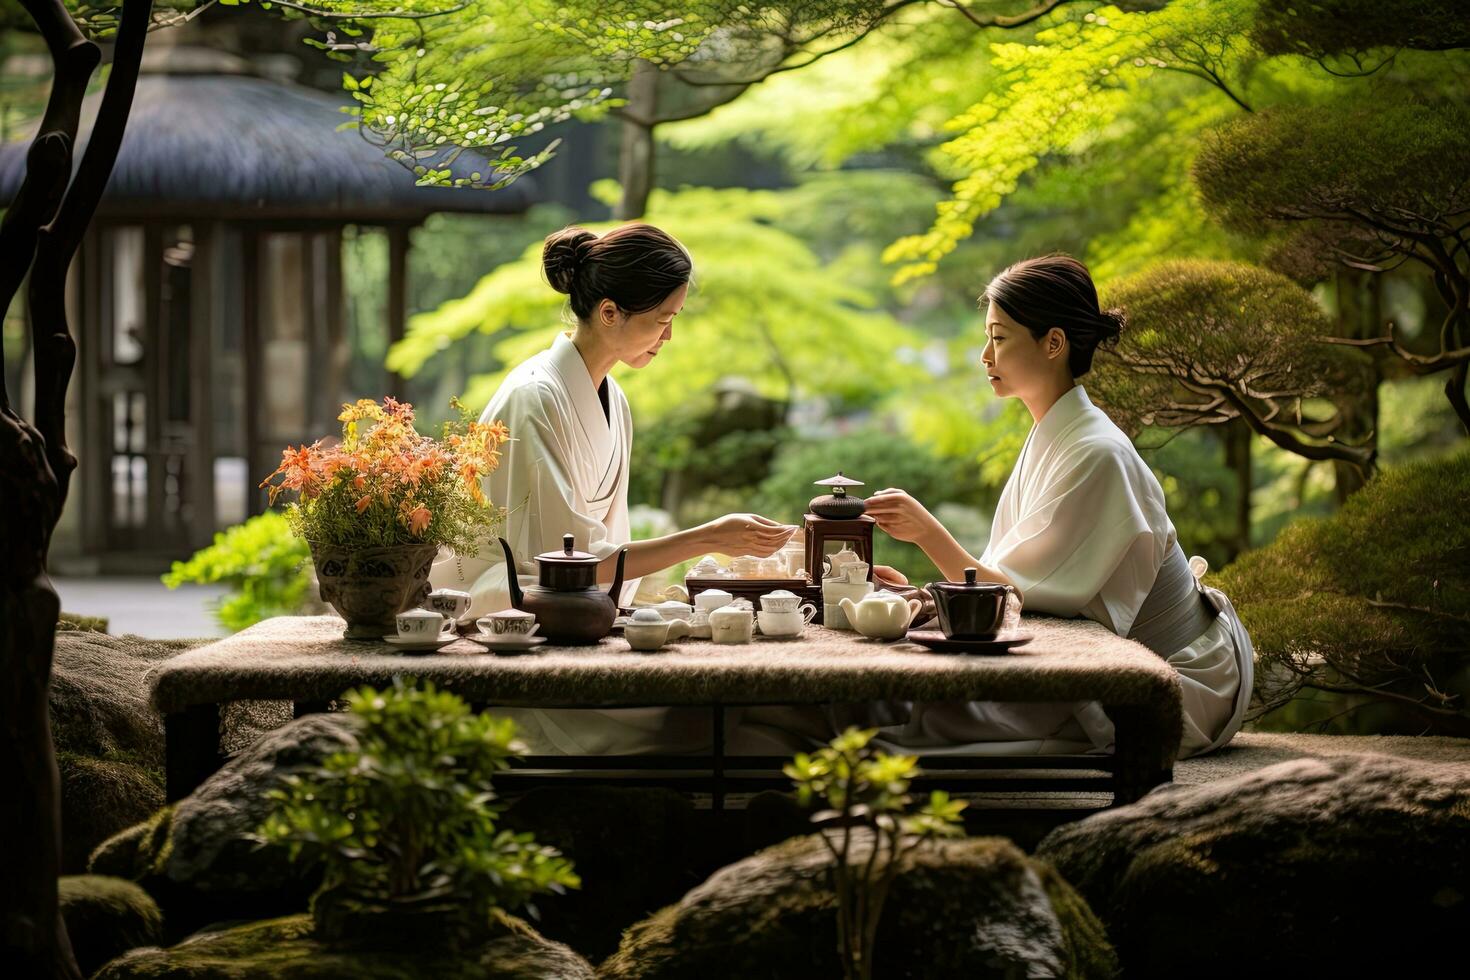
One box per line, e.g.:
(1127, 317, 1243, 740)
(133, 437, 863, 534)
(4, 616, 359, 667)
(396, 608, 455, 638)
(758, 604, 817, 637)
(760, 589, 801, 614)
(425, 588, 472, 621)
(476, 610, 540, 637)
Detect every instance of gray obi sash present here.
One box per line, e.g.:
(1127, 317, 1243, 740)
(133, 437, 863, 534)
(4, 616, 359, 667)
(1128, 542, 1218, 659)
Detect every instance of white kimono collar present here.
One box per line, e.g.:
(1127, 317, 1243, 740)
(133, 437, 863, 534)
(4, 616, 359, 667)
(1031, 385, 1092, 448)
(546, 332, 611, 445)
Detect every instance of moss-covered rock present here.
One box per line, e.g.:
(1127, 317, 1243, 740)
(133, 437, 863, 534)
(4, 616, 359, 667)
(164, 712, 358, 895)
(89, 806, 176, 882)
(86, 714, 359, 937)
(600, 832, 1116, 979)
(59, 753, 164, 874)
(58, 611, 110, 633)
(58, 875, 164, 977)
(498, 786, 700, 960)
(1035, 753, 1470, 977)
(51, 632, 204, 765)
(93, 911, 594, 979)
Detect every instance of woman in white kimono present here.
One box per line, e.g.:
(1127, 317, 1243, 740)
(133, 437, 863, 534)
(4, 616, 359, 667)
(432, 223, 795, 754)
(863, 254, 1254, 759)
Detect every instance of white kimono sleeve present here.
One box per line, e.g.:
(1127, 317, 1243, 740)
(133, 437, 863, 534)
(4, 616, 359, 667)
(983, 442, 1159, 626)
(431, 383, 627, 619)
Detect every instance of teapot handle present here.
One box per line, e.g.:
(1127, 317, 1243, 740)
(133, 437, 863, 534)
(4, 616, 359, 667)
(904, 598, 923, 628)
(608, 547, 628, 606)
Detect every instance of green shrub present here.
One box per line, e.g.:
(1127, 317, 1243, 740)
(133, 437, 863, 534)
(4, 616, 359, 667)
(1213, 450, 1470, 735)
(162, 512, 312, 632)
(256, 679, 579, 949)
(785, 727, 967, 980)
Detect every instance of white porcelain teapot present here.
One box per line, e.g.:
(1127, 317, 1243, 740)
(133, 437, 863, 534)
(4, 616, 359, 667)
(839, 590, 923, 641)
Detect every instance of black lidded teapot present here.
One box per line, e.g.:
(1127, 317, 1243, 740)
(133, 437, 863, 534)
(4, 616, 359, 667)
(927, 567, 1015, 640)
(500, 534, 627, 645)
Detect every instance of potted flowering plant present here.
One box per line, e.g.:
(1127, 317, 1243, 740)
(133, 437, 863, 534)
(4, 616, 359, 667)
(260, 396, 509, 639)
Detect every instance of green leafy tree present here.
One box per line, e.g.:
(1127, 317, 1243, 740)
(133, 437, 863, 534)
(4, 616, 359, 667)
(1093, 261, 1377, 461)
(257, 678, 580, 947)
(1090, 260, 1377, 552)
(1213, 449, 1470, 737)
(1193, 100, 1470, 433)
(784, 726, 968, 980)
(1251, 0, 1470, 65)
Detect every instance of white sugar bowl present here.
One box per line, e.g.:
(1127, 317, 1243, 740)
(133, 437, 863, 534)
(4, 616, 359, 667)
(708, 604, 755, 644)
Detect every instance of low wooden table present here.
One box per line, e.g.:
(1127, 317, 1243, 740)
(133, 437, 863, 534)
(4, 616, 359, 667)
(150, 615, 1183, 807)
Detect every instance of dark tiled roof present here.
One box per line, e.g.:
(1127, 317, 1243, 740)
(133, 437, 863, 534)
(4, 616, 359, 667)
(0, 71, 536, 221)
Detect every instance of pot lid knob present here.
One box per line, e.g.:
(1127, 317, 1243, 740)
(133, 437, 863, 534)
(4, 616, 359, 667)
(965, 567, 977, 585)
(814, 471, 865, 497)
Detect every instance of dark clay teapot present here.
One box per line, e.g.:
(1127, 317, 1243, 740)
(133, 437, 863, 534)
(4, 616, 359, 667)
(500, 534, 626, 645)
(926, 567, 1015, 640)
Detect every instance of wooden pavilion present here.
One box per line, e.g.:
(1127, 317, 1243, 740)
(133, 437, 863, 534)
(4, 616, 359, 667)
(0, 47, 535, 572)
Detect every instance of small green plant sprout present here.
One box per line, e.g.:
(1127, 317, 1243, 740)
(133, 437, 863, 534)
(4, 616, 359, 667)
(784, 726, 968, 980)
(256, 678, 578, 948)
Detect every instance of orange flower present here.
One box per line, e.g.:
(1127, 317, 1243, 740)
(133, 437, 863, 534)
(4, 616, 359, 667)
(401, 502, 432, 536)
(355, 494, 373, 514)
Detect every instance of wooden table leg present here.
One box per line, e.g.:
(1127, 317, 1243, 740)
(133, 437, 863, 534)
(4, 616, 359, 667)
(293, 700, 332, 718)
(712, 704, 726, 814)
(165, 702, 223, 803)
(1105, 704, 1172, 807)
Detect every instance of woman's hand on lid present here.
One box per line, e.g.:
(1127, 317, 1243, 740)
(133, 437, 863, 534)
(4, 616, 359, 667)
(864, 488, 941, 545)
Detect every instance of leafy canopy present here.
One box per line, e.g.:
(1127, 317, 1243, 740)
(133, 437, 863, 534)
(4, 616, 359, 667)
(1091, 259, 1375, 435)
(1214, 449, 1470, 729)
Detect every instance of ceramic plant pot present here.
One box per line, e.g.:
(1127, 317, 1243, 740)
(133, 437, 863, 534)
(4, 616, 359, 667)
(310, 542, 439, 640)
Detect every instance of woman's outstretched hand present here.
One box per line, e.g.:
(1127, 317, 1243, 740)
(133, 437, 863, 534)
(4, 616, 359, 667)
(873, 564, 909, 587)
(701, 513, 797, 558)
(865, 488, 940, 545)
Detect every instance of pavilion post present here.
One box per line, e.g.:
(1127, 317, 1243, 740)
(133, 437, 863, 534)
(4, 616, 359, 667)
(385, 223, 410, 397)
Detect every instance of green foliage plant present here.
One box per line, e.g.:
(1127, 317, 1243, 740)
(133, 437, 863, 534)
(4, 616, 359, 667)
(1091, 259, 1377, 470)
(1213, 449, 1470, 736)
(784, 727, 967, 980)
(161, 512, 313, 632)
(257, 678, 579, 948)
(1194, 100, 1470, 431)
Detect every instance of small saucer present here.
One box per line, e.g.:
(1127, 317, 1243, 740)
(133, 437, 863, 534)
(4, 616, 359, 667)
(904, 629, 1033, 654)
(381, 634, 459, 653)
(465, 632, 547, 654)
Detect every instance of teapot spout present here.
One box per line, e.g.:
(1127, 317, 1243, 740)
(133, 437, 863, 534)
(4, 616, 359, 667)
(499, 538, 525, 610)
(608, 547, 628, 607)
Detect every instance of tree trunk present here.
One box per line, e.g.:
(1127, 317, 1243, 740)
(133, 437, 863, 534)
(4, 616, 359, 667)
(1331, 270, 1382, 501)
(1222, 419, 1252, 560)
(0, 1, 153, 975)
(615, 60, 659, 220)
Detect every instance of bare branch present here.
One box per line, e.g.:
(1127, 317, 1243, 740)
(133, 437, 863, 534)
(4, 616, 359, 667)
(256, 0, 469, 20)
(938, 0, 1079, 31)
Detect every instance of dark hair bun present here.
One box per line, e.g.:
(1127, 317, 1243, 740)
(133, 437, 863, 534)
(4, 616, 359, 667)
(542, 227, 598, 294)
(1097, 308, 1125, 347)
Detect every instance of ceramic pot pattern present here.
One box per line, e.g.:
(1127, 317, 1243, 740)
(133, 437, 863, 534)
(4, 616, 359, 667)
(311, 542, 439, 640)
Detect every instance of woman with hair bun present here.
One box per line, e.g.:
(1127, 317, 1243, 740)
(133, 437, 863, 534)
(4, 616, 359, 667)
(863, 254, 1254, 759)
(432, 222, 794, 754)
